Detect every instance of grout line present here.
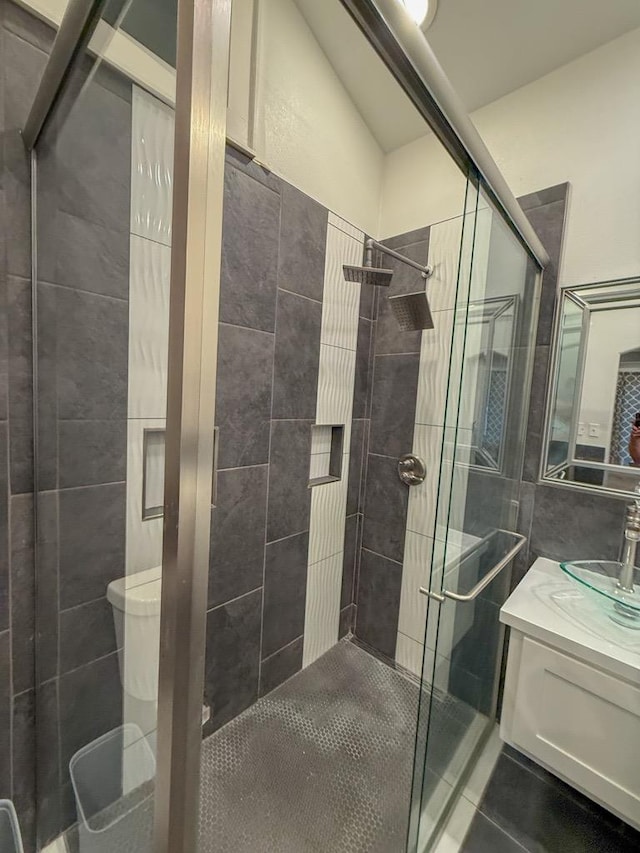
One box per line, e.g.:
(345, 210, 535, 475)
(217, 462, 269, 474)
(361, 546, 404, 567)
(277, 286, 322, 306)
(219, 320, 275, 338)
(208, 585, 263, 613)
(260, 632, 304, 664)
(58, 648, 118, 680)
(37, 277, 129, 305)
(265, 527, 310, 548)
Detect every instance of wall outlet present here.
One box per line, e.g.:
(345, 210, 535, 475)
(588, 423, 600, 438)
(578, 423, 585, 436)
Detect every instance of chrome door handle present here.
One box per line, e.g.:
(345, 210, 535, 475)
(419, 531, 526, 603)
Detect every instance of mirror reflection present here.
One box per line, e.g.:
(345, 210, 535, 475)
(543, 278, 640, 494)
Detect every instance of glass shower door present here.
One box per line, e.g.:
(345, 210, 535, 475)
(407, 184, 541, 851)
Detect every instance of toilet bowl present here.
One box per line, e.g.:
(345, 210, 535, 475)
(107, 566, 162, 737)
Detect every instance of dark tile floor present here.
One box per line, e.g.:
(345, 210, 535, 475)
(462, 746, 640, 852)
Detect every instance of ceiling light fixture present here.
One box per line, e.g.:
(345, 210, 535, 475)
(399, 0, 438, 29)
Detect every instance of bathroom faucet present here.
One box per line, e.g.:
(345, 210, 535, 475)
(618, 483, 640, 593)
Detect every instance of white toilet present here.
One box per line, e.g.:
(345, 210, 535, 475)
(107, 566, 162, 743)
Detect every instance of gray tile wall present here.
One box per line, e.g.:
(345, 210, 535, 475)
(203, 148, 331, 735)
(0, 4, 56, 849)
(33, 50, 132, 849)
(514, 183, 628, 587)
(353, 227, 431, 658)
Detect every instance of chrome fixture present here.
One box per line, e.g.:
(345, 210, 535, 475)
(420, 531, 526, 603)
(344, 238, 436, 330)
(618, 483, 640, 594)
(343, 238, 432, 289)
(389, 291, 434, 331)
(397, 453, 427, 485)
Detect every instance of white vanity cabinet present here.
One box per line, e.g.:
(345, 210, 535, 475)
(500, 558, 640, 831)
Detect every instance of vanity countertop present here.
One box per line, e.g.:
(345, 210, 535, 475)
(501, 557, 640, 684)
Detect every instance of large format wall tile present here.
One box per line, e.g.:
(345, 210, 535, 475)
(346, 419, 367, 516)
(58, 653, 122, 780)
(278, 183, 328, 302)
(59, 484, 126, 610)
(204, 589, 261, 732)
(10, 494, 35, 695)
(208, 465, 268, 608)
(353, 318, 373, 419)
(7, 276, 33, 494)
(58, 597, 116, 674)
(221, 164, 281, 333)
(0, 632, 10, 799)
(262, 531, 309, 659)
(356, 549, 402, 659)
(131, 85, 173, 246)
(341, 514, 359, 610)
(267, 420, 313, 542)
(362, 454, 409, 564)
(215, 324, 274, 469)
(530, 483, 625, 562)
(12, 689, 36, 850)
(0, 427, 7, 632)
(39, 210, 129, 299)
(272, 290, 322, 419)
(56, 287, 128, 420)
(259, 636, 303, 697)
(370, 353, 420, 458)
(58, 420, 126, 488)
(54, 73, 131, 236)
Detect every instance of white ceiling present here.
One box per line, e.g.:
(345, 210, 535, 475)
(294, 0, 640, 153)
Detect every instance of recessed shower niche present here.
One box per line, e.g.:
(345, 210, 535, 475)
(309, 424, 345, 486)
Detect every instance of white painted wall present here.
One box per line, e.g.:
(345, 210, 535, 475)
(254, 0, 385, 236)
(578, 307, 640, 455)
(380, 26, 640, 285)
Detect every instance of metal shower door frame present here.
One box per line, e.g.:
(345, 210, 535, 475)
(23, 0, 231, 850)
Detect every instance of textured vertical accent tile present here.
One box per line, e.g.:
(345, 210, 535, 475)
(395, 632, 424, 679)
(131, 86, 174, 246)
(315, 344, 356, 435)
(320, 224, 363, 351)
(308, 477, 349, 566)
(414, 308, 455, 428)
(397, 531, 434, 644)
(128, 235, 170, 419)
(426, 214, 471, 313)
(126, 418, 164, 574)
(327, 212, 365, 242)
(302, 552, 343, 667)
(405, 424, 443, 540)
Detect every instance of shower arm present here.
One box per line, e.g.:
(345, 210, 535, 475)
(365, 238, 433, 278)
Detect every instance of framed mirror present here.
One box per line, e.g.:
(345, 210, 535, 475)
(542, 277, 640, 496)
(456, 295, 519, 473)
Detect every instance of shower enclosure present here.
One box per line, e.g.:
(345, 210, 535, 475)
(16, 0, 547, 850)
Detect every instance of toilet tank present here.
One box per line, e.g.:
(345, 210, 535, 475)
(107, 566, 162, 702)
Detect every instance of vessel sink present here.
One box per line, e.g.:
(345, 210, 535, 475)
(560, 560, 640, 629)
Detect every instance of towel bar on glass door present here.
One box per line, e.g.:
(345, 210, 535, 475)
(419, 531, 526, 603)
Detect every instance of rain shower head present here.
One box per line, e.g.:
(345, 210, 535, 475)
(388, 291, 435, 331)
(343, 264, 394, 288)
